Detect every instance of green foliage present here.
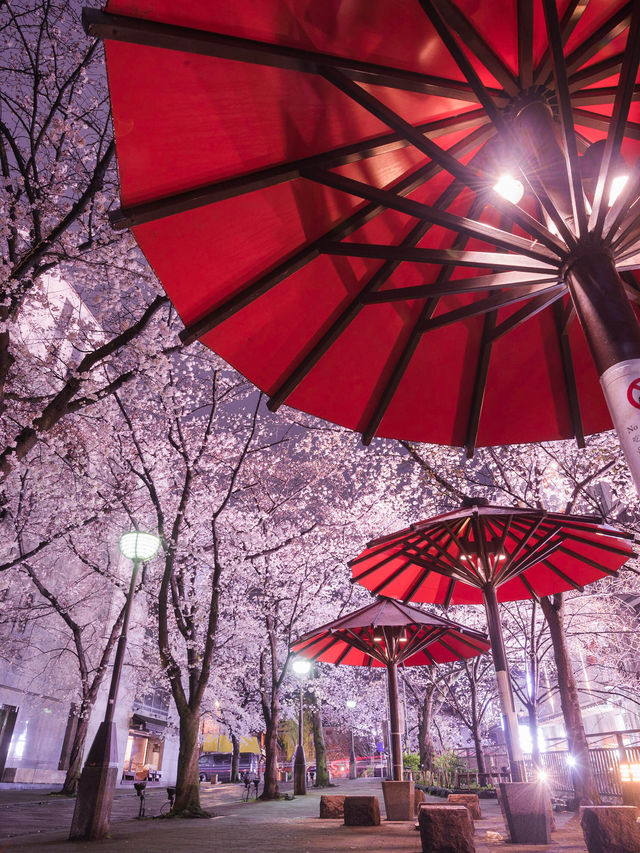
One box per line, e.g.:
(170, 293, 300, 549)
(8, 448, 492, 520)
(402, 751, 421, 773)
(433, 750, 466, 788)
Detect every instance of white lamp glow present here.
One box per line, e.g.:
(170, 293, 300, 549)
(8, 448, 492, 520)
(119, 531, 161, 562)
(346, 699, 357, 709)
(493, 174, 524, 205)
(292, 658, 311, 676)
(609, 174, 628, 206)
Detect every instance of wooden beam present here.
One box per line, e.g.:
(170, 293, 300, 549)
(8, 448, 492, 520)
(564, 2, 633, 77)
(553, 299, 585, 447)
(465, 310, 496, 458)
(517, 0, 534, 90)
(535, 0, 589, 85)
(362, 272, 561, 304)
(82, 8, 493, 102)
(319, 241, 561, 273)
(491, 287, 566, 341)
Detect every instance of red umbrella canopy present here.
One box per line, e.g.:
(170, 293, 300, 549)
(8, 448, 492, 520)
(350, 504, 635, 605)
(290, 596, 490, 667)
(88, 1, 640, 452)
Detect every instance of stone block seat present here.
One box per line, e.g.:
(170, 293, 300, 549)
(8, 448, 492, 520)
(319, 795, 345, 819)
(418, 804, 475, 853)
(343, 796, 381, 826)
(448, 793, 482, 820)
(580, 805, 640, 853)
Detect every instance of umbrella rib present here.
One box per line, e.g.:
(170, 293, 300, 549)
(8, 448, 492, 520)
(535, 0, 589, 85)
(573, 109, 640, 141)
(564, 2, 633, 77)
(422, 284, 566, 335)
(319, 242, 560, 273)
(589, 2, 640, 236)
(555, 545, 623, 575)
(319, 65, 564, 252)
(343, 629, 387, 665)
(82, 8, 494, 103)
(109, 112, 488, 231)
(402, 568, 433, 603)
(490, 287, 567, 341)
(552, 299, 586, 447)
(443, 577, 457, 609)
(541, 0, 589, 238)
(541, 559, 584, 592)
(568, 53, 624, 91)
(517, 0, 534, 90)
(361, 194, 487, 444)
(363, 272, 562, 304)
(303, 167, 561, 261)
(352, 554, 415, 586)
(465, 309, 497, 458)
(420, 0, 519, 97)
(571, 85, 640, 107)
(559, 530, 635, 556)
(604, 161, 640, 243)
(518, 573, 541, 603)
(181, 123, 493, 347)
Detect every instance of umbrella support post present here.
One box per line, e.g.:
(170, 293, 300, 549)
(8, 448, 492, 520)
(483, 586, 526, 784)
(386, 662, 403, 782)
(565, 250, 640, 491)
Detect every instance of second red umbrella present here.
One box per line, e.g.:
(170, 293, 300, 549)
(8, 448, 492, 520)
(290, 595, 489, 781)
(350, 501, 635, 782)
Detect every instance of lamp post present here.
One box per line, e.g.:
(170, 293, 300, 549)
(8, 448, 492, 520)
(69, 531, 160, 841)
(346, 700, 357, 780)
(292, 658, 311, 795)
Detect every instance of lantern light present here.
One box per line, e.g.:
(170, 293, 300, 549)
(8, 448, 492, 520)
(620, 762, 640, 783)
(493, 174, 524, 205)
(119, 531, 161, 562)
(292, 658, 311, 676)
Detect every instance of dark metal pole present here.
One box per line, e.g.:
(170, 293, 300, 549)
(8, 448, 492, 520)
(293, 681, 306, 795)
(349, 728, 357, 779)
(70, 558, 141, 840)
(483, 585, 526, 783)
(386, 662, 403, 781)
(513, 98, 640, 489)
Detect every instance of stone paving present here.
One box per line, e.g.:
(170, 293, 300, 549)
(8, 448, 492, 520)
(0, 778, 590, 852)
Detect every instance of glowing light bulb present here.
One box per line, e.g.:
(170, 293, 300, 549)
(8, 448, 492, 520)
(609, 175, 628, 206)
(493, 174, 524, 205)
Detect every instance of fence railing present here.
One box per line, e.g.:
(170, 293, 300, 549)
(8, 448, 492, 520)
(541, 746, 639, 799)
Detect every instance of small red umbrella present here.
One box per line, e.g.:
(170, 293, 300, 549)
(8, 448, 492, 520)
(290, 595, 490, 781)
(350, 501, 635, 781)
(85, 1, 640, 484)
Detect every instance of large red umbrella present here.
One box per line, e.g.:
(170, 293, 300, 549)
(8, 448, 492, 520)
(86, 1, 640, 480)
(290, 595, 490, 781)
(350, 501, 635, 781)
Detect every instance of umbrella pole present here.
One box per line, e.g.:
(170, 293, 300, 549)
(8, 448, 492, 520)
(513, 99, 640, 491)
(483, 586, 526, 783)
(386, 662, 403, 781)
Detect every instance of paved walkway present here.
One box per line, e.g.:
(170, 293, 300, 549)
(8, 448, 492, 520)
(0, 778, 589, 852)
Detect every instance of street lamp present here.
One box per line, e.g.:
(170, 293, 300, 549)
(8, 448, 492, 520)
(69, 530, 160, 841)
(292, 657, 311, 795)
(346, 700, 357, 780)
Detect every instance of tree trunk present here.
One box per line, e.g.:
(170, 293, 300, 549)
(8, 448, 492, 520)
(528, 703, 541, 770)
(540, 594, 600, 806)
(260, 701, 280, 800)
(173, 707, 209, 816)
(230, 733, 240, 783)
(418, 686, 436, 772)
(472, 729, 487, 776)
(60, 709, 90, 796)
(310, 699, 329, 787)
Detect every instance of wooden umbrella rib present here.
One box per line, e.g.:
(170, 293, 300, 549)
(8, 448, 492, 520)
(553, 299, 586, 447)
(421, 0, 519, 97)
(517, 573, 541, 603)
(443, 577, 457, 608)
(319, 242, 560, 273)
(180, 158, 440, 345)
(541, 0, 588, 238)
(490, 287, 567, 342)
(82, 8, 491, 102)
(573, 109, 640, 141)
(535, 0, 590, 85)
(303, 167, 561, 262)
(421, 283, 566, 335)
(571, 86, 640, 107)
(555, 545, 623, 575)
(308, 633, 343, 661)
(343, 629, 388, 665)
(465, 309, 497, 458)
(558, 530, 634, 557)
(589, 2, 640, 236)
(265, 131, 494, 411)
(362, 272, 561, 304)
(541, 559, 584, 591)
(501, 516, 547, 567)
(564, 2, 633, 78)
(109, 111, 488, 230)
(568, 53, 624, 91)
(517, 0, 534, 90)
(351, 554, 414, 585)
